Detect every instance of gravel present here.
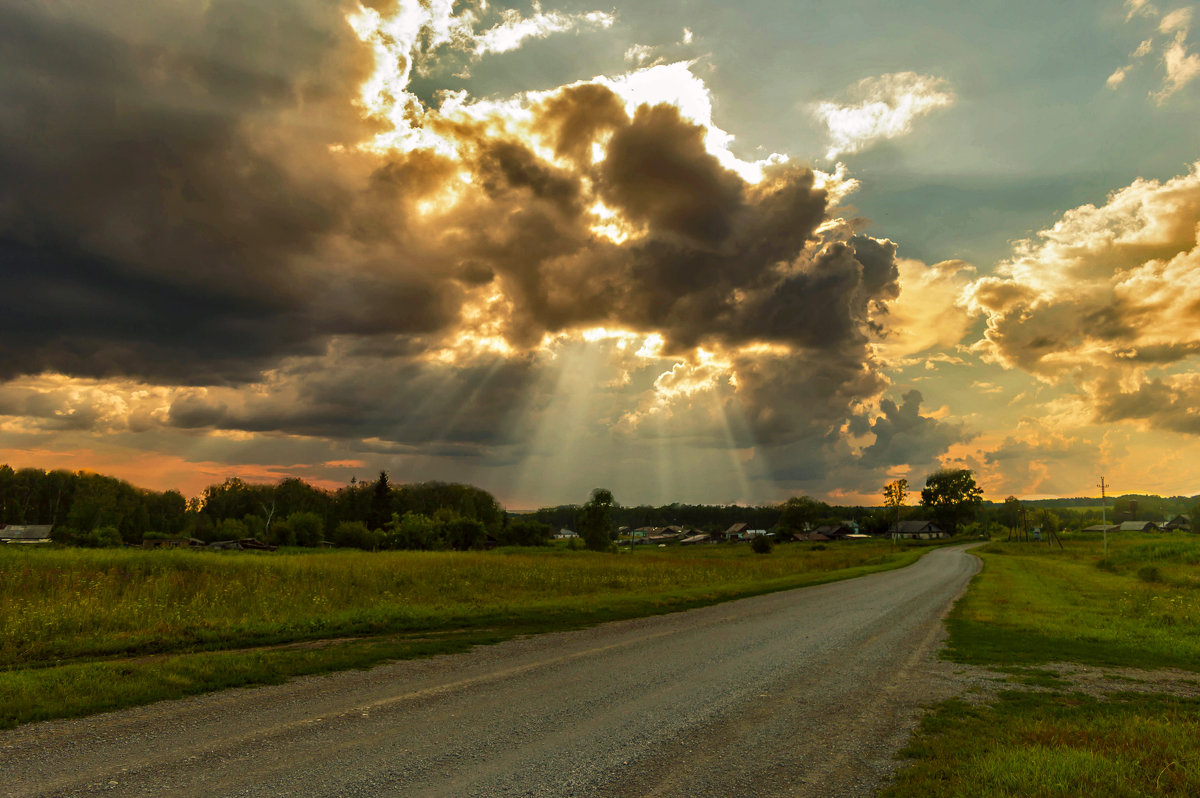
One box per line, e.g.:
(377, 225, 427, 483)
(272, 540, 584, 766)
(1, 544, 986, 797)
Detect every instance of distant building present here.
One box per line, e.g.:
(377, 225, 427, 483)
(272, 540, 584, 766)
(0, 524, 53, 543)
(722, 522, 748, 541)
(1082, 524, 1120, 534)
(793, 532, 831, 542)
(1164, 515, 1192, 532)
(1119, 521, 1159, 532)
(554, 528, 579, 539)
(888, 520, 947, 539)
(811, 524, 854, 540)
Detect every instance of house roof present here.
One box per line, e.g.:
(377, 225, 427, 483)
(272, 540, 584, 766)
(724, 522, 748, 535)
(794, 532, 831, 541)
(1082, 524, 1119, 532)
(1119, 521, 1158, 531)
(0, 524, 53, 540)
(890, 520, 943, 533)
(812, 524, 852, 536)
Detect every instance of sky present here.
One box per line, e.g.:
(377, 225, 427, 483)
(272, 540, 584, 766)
(0, 0, 1198, 509)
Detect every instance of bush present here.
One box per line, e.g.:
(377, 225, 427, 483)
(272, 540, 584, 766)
(1137, 565, 1162, 583)
(217, 517, 248, 541)
(751, 535, 773, 554)
(286, 512, 324, 547)
(331, 520, 374, 550)
(79, 526, 124, 548)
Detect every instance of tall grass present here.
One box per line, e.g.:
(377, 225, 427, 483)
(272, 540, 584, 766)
(0, 542, 913, 669)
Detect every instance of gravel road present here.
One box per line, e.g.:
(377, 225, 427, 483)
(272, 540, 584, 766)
(1, 544, 982, 797)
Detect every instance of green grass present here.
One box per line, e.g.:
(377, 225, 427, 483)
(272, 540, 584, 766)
(945, 536, 1200, 670)
(887, 533, 1200, 797)
(0, 540, 923, 728)
(882, 691, 1200, 798)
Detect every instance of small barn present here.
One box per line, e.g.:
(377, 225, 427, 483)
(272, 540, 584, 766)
(1164, 515, 1192, 532)
(0, 524, 54, 544)
(1119, 521, 1159, 532)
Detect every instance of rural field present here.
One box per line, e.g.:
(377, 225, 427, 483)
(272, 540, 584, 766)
(884, 532, 1200, 797)
(0, 539, 924, 729)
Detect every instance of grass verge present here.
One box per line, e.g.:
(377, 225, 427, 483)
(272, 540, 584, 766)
(1, 541, 928, 729)
(882, 691, 1200, 798)
(886, 533, 1200, 797)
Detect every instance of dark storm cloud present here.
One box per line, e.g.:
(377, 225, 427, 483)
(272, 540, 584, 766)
(855, 389, 965, 469)
(0, 1, 458, 383)
(536, 82, 630, 165)
(599, 103, 745, 246)
(0, 0, 936, 482)
(1091, 377, 1200, 434)
(164, 353, 537, 447)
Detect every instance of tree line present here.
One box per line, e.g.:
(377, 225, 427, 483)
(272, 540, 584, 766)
(0, 466, 547, 550)
(3, 463, 1193, 551)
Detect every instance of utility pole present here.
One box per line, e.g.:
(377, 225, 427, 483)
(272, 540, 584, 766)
(1098, 476, 1108, 559)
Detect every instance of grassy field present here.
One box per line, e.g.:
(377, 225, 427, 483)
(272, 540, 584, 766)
(1, 540, 925, 728)
(886, 533, 1200, 797)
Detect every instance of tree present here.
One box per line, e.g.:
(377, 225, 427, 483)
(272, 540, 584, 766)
(920, 469, 983, 535)
(883, 479, 908, 537)
(368, 471, 391, 531)
(1003, 496, 1022, 539)
(779, 496, 826, 532)
(580, 488, 615, 551)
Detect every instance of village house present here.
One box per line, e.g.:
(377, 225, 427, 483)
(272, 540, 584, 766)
(1119, 521, 1159, 532)
(888, 520, 947, 539)
(810, 524, 854, 540)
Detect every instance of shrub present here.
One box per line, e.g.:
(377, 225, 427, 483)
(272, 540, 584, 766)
(331, 520, 374, 550)
(79, 526, 124, 548)
(751, 535, 773, 554)
(1137, 565, 1162, 583)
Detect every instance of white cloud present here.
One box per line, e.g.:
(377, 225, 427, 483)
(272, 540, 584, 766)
(624, 43, 654, 65)
(813, 72, 954, 159)
(1109, 2, 1199, 102)
(1159, 7, 1193, 33)
(1126, 0, 1158, 20)
(473, 3, 614, 57)
(681, 27, 694, 44)
(964, 163, 1200, 432)
(1157, 29, 1200, 101)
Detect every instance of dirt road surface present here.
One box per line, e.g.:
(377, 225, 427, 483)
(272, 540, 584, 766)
(1, 544, 982, 797)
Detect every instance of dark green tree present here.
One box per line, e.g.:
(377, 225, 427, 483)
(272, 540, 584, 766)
(579, 488, 615, 551)
(368, 471, 391, 530)
(1004, 496, 1022, 539)
(779, 495, 827, 532)
(920, 469, 984, 535)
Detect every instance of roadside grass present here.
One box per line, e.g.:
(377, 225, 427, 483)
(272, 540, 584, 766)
(945, 534, 1200, 670)
(887, 533, 1200, 797)
(1, 540, 925, 728)
(882, 691, 1200, 798)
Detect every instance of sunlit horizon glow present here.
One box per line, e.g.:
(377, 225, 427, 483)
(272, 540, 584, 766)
(1, 0, 1197, 510)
